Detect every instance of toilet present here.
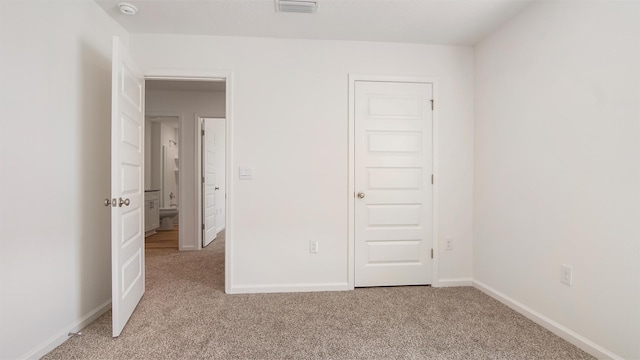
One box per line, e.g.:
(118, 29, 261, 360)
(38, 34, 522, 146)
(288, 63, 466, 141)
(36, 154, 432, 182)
(158, 207, 178, 230)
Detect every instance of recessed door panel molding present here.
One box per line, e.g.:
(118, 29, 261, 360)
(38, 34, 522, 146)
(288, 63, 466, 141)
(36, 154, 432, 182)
(121, 249, 142, 298)
(120, 164, 141, 195)
(121, 208, 142, 248)
(121, 114, 142, 150)
(367, 204, 422, 227)
(121, 64, 142, 111)
(368, 131, 423, 153)
(354, 79, 434, 287)
(368, 240, 422, 263)
(368, 95, 422, 118)
(368, 168, 423, 189)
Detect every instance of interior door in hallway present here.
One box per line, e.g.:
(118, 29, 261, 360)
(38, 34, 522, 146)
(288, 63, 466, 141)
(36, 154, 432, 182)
(110, 36, 145, 337)
(354, 80, 434, 287)
(202, 118, 217, 247)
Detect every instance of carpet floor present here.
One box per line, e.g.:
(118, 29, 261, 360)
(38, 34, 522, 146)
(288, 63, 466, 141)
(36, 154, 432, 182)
(44, 231, 593, 359)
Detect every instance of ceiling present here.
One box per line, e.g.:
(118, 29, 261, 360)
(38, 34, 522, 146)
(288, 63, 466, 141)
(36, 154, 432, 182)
(95, 0, 534, 46)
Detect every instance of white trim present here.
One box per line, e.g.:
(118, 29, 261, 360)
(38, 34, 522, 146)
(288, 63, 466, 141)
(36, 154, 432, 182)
(437, 278, 473, 287)
(473, 280, 622, 360)
(347, 76, 356, 289)
(20, 300, 111, 360)
(143, 70, 234, 295)
(347, 74, 440, 289)
(224, 73, 234, 295)
(195, 114, 203, 250)
(145, 69, 226, 81)
(430, 79, 440, 288)
(230, 282, 350, 294)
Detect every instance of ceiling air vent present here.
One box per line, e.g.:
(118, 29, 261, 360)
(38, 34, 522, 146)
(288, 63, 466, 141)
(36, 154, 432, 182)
(277, 0, 318, 14)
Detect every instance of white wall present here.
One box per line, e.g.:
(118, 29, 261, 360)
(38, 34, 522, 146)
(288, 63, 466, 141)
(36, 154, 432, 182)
(145, 90, 225, 249)
(146, 90, 225, 119)
(0, 1, 128, 359)
(132, 35, 475, 290)
(474, 2, 640, 358)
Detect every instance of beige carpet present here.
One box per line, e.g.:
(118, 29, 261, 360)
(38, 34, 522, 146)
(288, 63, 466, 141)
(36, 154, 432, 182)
(44, 231, 593, 359)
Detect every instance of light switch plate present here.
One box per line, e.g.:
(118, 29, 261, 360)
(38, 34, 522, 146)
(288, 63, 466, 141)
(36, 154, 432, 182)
(239, 167, 253, 179)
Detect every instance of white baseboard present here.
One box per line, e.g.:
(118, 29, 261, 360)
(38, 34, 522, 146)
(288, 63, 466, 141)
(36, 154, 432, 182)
(473, 280, 621, 360)
(435, 277, 473, 287)
(230, 282, 350, 294)
(21, 299, 111, 360)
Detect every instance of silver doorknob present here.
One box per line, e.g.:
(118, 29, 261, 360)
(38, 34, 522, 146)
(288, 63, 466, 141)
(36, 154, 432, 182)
(104, 198, 117, 207)
(118, 198, 130, 207)
(357, 192, 365, 199)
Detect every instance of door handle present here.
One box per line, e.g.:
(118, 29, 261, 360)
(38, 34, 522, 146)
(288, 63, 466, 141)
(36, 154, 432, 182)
(357, 192, 365, 199)
(119, 198, 130, 207)
(215, 187, 220, 190)
(104, 198, 117, 207)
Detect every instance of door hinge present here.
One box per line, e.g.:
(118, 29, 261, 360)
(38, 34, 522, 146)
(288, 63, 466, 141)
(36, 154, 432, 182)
(202, 176, 205, 183)
(201, 129, 205, 136)
(430, 99, 434, 111)
(202, 223, 205, 230)
(431, 248, 434, 259)
(431, 174, 434, 185)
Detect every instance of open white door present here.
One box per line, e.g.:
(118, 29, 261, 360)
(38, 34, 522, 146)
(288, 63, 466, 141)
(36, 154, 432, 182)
(202, 119, 217, 247)
(111, 36, 145, 337)
(212, 119, 226, 234)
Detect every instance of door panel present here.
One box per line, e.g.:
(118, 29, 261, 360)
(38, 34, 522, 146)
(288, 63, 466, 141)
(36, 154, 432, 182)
(111, 36, 145, 337)
(202, 119, 217, 247)
(354, 81, 433, 287)
(212, 119, 226, 233)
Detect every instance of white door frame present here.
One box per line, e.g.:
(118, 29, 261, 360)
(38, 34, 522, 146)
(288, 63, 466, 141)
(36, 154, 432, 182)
(145, 69, 234, 294)
(347, 74, 440, 289)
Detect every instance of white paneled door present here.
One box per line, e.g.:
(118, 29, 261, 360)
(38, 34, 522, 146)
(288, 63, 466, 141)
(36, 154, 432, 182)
(202, 119, 217, 247)
(110, 36, 145, 337)
(354, 81, 434, 287)
(212, 119, 226, 234)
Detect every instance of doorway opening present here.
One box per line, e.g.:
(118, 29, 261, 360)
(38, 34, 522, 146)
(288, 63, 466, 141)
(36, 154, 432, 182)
(142, 78, 229, 256)
(143, 114, 180, 249)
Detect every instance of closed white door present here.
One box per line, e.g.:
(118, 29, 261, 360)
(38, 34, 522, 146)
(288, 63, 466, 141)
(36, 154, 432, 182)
(202, 119, 217, 247)
(110, 36, 145, 336)
(354, 81, 433, 287)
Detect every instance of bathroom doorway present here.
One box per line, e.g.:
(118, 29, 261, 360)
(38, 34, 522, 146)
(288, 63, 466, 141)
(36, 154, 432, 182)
(143, 114, 180, 248)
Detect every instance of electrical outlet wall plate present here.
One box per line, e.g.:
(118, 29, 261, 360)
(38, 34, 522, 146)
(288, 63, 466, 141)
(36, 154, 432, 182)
(445, 237, 453, 250)
(561, 264, 573, 286)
